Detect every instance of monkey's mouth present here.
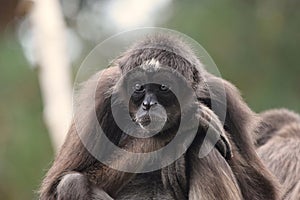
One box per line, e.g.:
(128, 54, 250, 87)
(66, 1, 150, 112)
(140, 115, 151, 126)
(137, 114, 166, 132)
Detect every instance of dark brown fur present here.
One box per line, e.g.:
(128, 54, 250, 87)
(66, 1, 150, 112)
(39, 35, 280, 200)
(255, 109, 300, 200)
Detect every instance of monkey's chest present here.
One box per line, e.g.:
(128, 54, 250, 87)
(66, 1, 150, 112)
(115, 172, 174, 200)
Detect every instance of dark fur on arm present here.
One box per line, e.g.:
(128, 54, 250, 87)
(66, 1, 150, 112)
(196, 73, 281, 199)
(188, 143, 242, 200)
(39, 67, 138, 199)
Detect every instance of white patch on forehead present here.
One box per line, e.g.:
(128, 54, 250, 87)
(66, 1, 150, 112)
(140, 59, 161, 72)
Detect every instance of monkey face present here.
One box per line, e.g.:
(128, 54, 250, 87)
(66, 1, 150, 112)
(116, 63, 195, 135)
(129, 83, 179, 132)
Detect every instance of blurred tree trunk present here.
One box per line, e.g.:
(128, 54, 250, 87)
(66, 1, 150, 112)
(29, 0, 72, 151)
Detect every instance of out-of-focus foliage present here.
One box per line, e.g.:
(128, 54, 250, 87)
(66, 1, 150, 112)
(0, 0, 299, 199)
(166, 0, 300, 112)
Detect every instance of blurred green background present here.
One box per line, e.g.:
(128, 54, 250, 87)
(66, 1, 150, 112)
(0, 0, 299, 199)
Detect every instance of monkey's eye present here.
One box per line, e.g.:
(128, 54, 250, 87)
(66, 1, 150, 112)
(160, 84, 169, 91)
(134, 83, 144, 92)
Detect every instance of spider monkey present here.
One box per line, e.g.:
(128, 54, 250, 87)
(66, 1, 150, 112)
(39, 34, 280, 200)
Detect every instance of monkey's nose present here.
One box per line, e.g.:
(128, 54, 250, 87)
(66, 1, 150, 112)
(142, 100, 157, 110)
(142, 101, 151, 110)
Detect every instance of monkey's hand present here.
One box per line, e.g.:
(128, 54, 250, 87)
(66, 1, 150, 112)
(196, 103, 232, 160)
(56, 172, 114, 200)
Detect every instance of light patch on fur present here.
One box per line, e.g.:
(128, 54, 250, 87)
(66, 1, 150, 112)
(58, 173, 84, 189)
(140, 59, 161, 72)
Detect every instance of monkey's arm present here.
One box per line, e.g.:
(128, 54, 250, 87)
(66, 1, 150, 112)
(54, 136, 165, 200)
(160, 102, 235, 200)
(195, 74, 281, 199)
(188, 147, 242, 200)
(39, 67, 122, 200)
(84, 136, 168, 196)
(187, 104, 242, 200)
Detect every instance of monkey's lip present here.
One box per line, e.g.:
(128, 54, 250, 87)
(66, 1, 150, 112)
(138, 114, 166, 128)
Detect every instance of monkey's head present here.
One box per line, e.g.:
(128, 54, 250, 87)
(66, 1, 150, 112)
(110, 35, 205, 138)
